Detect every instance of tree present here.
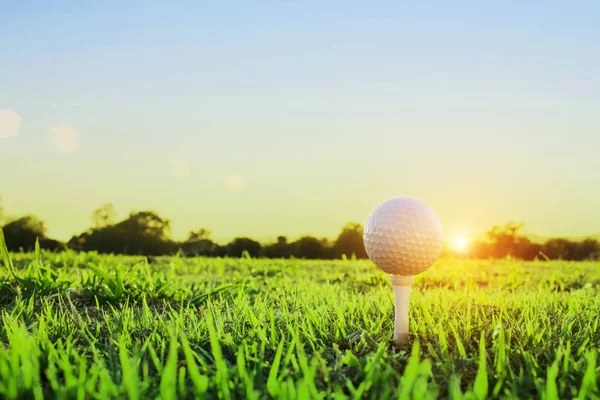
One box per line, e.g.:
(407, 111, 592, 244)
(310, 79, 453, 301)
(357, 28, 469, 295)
(226, 237, 261, 258)
(181, 228, 223, 257)
(1, 215, 62, 251)
(292, 236, 330, 259)
(117, 211, 172, 239)
(515, 238, 542, 261)
(92, 203, 116, 228)
(485, 222, 523, 258)
(541, 238, 578, 260)
(187, 228, 212, 242)
(69, 210, 176, 255)
(262, 236, 293, 258)
(575, 239, 600, 261)
(471, 222, 539, 260)
(333, 223, 367, 259)
(181, 238, 224, 257)
(2, 215, 46, 248)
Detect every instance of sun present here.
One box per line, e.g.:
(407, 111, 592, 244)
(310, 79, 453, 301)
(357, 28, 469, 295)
(453, 235, 470, 253)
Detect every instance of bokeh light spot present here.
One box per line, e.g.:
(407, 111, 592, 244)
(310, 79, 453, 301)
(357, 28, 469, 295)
(224, 175, 245, 193)
(0, 109, 21, 139)
(48, 124, 80, 153)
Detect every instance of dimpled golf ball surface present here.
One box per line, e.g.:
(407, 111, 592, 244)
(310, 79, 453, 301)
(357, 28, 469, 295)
(364, 197, 443, 276)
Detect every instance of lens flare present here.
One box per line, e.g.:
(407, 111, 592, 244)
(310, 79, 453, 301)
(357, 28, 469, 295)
(48, 124, 80, 153)
(224, 175, 245, 193)
(0, 109, 21, 139)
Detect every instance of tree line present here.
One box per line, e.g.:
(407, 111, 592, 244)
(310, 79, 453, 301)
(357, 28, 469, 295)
(463, 222, 600, 261)
(0, 199, 598, 260)
(0, 202, 368, 259)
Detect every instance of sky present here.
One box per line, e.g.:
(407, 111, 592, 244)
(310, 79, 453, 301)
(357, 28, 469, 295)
(1, 1, 599, 244)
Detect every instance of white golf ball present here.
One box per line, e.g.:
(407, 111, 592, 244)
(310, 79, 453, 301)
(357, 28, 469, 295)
(363, 197, 443, 276)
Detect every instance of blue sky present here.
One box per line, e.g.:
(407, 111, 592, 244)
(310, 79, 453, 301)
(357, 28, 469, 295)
(1, 1, 599, 242)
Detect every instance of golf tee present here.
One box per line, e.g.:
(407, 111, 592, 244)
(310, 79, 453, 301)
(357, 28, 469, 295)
(390, 275, 415, 343)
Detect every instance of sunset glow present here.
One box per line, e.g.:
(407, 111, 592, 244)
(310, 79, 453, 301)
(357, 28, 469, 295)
(0, 3, 598, 244)
(453, 236, 470, 253)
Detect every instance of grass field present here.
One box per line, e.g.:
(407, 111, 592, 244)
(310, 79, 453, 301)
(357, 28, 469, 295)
(1, 236, 599, 399)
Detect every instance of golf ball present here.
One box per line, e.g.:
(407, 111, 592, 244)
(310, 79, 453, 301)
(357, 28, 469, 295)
(363, 197, 443, 276)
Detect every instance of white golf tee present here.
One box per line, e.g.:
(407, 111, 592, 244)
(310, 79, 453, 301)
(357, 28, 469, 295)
(390, 275, 415, 343)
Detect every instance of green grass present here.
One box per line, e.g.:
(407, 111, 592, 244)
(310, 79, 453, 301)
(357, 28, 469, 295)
(0, 234, 599, 398)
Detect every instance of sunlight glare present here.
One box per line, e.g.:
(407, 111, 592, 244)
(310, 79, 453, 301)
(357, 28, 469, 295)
(453, 235, 470, 253)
